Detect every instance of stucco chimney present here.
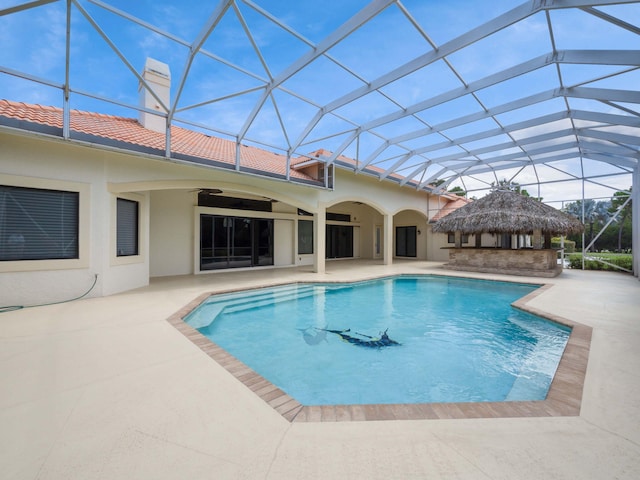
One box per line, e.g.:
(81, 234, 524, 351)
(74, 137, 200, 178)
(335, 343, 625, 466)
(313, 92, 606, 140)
(138, 58, 170, 133)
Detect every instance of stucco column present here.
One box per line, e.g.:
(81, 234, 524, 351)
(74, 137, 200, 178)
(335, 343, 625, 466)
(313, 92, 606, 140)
(383, 213, 393, 265)
(454, 231, 462, 248)
(313, 205, 326, 274)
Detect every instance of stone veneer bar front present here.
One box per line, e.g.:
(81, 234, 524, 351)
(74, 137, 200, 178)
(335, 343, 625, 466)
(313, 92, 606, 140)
(445, 248, 562, 277)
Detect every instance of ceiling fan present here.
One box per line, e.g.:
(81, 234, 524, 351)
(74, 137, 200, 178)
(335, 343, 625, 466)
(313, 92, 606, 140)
(191, 188, 223, 195)
(190, 188, 278, 203)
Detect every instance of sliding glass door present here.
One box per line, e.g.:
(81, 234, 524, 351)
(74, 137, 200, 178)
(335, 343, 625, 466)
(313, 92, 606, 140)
(200, 215, 273, 270)
(396, 226, 417, 257)
(326, 224, 353, 259)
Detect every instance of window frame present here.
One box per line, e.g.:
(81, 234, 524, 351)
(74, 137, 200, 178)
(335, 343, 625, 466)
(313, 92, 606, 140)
(116, 197, 139, 257)
(0, 185, 79, 261)
(193, 205, 302, 274)
(298, 219, 314, 255)
(0, 174, 90, 273)
(395, 225, 417, 257)
(199, 213, 274, 271)
(110, 192, 146, 266)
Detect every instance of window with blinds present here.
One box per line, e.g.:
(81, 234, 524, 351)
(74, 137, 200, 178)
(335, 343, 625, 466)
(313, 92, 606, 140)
(0, 185, 79, 261)
(116, 198, 139, 257)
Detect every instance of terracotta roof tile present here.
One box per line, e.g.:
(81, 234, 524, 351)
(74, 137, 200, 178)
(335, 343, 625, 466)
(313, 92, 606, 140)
(1, 100, 460, 220)
(0, 99, 313, 181)
(304, 148, 416, 183)
(430, 196, 472, 222)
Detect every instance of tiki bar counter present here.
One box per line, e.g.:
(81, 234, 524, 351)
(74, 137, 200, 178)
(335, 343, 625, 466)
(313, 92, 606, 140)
(432, 190, 584, 278)
(445, 245, 562, 277)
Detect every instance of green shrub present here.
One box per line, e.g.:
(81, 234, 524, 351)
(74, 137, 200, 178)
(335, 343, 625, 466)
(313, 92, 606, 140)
(567, 253, 633, 272)
(551, 237, 576, 253)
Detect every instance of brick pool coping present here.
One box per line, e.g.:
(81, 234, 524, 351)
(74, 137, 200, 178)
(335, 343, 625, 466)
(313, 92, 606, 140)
(166, 279, 591, 422)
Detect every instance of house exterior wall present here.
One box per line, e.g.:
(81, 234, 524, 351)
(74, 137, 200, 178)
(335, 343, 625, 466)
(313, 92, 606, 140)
(1, 134, 110, 306)
(426, 225, 450, 261)
(149, 190, 193, 277)
(393, 210, 429, 259)
(103, 190, 151, 296)
(321, 171, 430, 217)
(273, 219, 294, 266)
(322, 174, 434, 262)
(1, 129, 446, 305)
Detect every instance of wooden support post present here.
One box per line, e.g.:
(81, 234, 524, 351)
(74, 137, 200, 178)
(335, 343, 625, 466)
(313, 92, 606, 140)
(533, 228, 543, 249)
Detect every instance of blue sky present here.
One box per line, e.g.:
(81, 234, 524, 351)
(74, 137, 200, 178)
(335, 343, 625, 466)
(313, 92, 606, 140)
(1, 0, 638, 203)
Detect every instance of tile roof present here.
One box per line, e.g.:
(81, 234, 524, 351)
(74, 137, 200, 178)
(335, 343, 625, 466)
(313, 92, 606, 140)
(1, 100, 469, 220)
(0, 99, 314, 182)
(303, 148, 407, 182)
(430, 196, 472, 222)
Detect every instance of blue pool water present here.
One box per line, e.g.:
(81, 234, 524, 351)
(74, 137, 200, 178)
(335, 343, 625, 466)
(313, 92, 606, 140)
(185, 275, 570, 405)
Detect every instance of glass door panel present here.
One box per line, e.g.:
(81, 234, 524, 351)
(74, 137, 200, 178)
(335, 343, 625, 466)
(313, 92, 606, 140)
(326, 225, 353, 259)
(230, 217, 252, 268)
(200, 214, 274, 270)
(255, 219, 274, 266)
(396, 226, 417, 257)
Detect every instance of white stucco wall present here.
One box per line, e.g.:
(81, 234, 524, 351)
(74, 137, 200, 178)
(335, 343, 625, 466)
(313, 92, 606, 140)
(0, 133, 173, 300)
(274, 219, 294, 266)
(1, 128, 450, 304)
(321, 171, 431, 215)
(102, 190, 151, 296)
(1, 134, 108, 304)
(393, 210, 429, 259)
(426, 225, 451, 262)
(149, 190, 194, 277)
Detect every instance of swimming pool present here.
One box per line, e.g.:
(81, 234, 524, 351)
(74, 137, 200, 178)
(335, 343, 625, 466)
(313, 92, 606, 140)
(185, 275, 571, 406)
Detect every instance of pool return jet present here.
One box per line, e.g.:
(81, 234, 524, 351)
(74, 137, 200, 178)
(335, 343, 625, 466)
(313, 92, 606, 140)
(316, 328, 401, 348)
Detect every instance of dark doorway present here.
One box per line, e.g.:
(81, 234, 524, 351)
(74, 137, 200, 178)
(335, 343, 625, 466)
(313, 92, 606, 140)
(200, 214, 273, 270)
(396, 226, 417, 257)
(326, 224, 353, 259)
(500, 233, 512, 249)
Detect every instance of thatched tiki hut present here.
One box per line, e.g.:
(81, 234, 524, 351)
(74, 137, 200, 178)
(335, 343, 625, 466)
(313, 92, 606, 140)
(432, 189, 584, 277)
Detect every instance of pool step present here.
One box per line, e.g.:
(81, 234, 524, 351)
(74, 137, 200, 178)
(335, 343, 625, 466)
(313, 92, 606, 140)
(506, 316, 569, 401)
(208, 283, 306, 304)
(185, 284, 321, 329)
(506, 371, 552, 401)
(223, 285, 319, 314)
(218, 284, 317, 307)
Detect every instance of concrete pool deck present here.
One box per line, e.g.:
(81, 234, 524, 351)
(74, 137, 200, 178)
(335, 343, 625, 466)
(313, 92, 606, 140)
(1, 261, 639, 479)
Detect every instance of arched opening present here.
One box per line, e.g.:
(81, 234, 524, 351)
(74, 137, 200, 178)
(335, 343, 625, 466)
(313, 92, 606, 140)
(393, 209, 429, 260)
(324, 200, 386, 261)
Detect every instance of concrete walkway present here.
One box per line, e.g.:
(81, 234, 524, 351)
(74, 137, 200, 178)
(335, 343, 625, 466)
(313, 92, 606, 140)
(1, 261, 639, 479)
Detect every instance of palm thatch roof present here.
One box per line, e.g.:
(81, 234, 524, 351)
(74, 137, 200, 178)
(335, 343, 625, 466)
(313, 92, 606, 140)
(432, 189, 584, 235)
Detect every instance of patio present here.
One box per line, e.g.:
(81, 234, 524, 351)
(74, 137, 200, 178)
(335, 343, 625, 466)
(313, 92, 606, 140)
(1, 261, 639, 479)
